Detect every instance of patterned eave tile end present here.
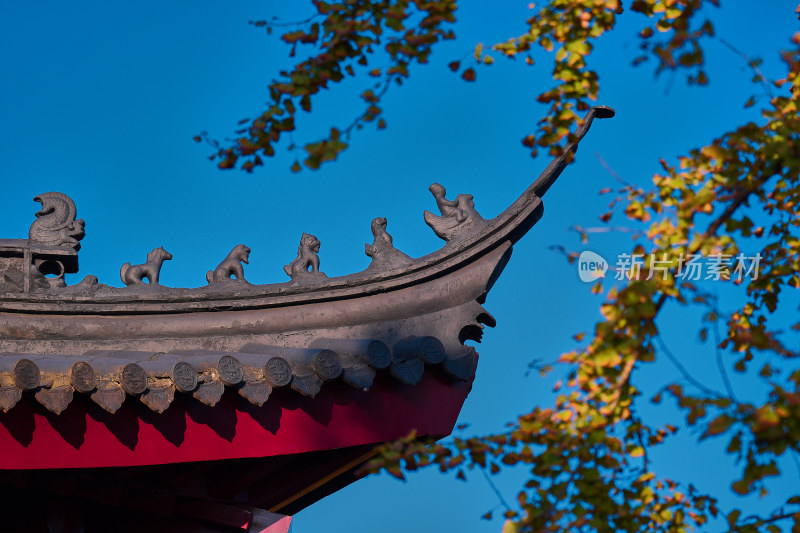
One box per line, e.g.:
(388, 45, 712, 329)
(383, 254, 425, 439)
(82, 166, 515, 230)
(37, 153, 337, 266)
(0, 337, 475, 415)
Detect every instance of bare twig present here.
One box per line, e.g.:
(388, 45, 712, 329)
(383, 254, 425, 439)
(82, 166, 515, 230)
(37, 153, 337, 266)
(664, 68, 678, 96)
(633, 415, 650, 472)
(249, 13, 324, 29)
(594, 152, 636, 188)
(569, 225, 645, 235)
(548, 244, 579, 264)
(655, 334, 727, 399)
(791, 448, 800, 478)
(711, 302, 738, 402)
(341, 74, 395, 139)
(481, 467, 512, 512)
(718, 38, 774, 99)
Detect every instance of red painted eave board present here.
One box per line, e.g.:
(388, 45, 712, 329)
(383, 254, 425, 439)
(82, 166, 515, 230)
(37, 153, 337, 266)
(0, 371, 471, 470)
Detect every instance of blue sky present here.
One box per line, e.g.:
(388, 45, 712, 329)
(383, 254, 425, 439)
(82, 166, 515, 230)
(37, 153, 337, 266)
(1, 1, 799, 531)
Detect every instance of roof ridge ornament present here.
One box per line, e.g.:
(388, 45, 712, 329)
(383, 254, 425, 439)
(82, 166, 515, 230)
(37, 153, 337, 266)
(365, 217, 413, 270)
(423, 182, 488, 243)
(284, 232, 325, 282)
(0, 105, 614, 298)
(28, 192, 85, 250)
(120, 246, 173, 286)
(207, 244, 251, 284)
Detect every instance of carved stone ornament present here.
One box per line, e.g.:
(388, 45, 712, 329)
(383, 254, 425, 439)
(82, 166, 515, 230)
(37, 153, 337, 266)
(365, 217, 413, 270)
(0, 107, 613, 302)
(283, 233, 325, 281)
(120, 246, 172, 286)
(207, 244, 251, 284)
(0, 192, 86, 294)
(28, 192, 85, 250)
(423, 182, 487, 243)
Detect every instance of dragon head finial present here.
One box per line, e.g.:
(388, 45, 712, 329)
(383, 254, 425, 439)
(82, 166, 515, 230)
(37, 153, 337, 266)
(28, 192, 85, 249)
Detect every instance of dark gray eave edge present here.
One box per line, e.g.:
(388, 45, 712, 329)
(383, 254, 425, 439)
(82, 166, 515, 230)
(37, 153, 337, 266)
(0, 192, 544, 315)
(0, 105, 615, 316)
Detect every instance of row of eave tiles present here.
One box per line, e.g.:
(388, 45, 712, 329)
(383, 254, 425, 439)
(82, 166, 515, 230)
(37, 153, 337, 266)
(0, 337, 474, 415)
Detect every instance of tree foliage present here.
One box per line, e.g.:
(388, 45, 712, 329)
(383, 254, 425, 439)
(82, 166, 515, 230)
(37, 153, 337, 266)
(196, 0, 457, 171)
(205, 1, 800, 531)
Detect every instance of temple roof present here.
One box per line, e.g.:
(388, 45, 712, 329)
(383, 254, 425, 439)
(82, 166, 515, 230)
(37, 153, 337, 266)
(0, 106, 612, 517)
(0, 107, 614, 532)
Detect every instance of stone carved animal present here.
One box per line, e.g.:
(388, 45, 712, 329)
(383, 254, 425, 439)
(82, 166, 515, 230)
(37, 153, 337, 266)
(284, 233, 322, 279)
(206, 244, 251, 284)
(28, 192, 86, 250)
(423, 182, 486, 242)
(428, 183, 469, 222)
(365, 217, 412, 269)
(120, 247, 173, 286)
(365, 217, 392, 258)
